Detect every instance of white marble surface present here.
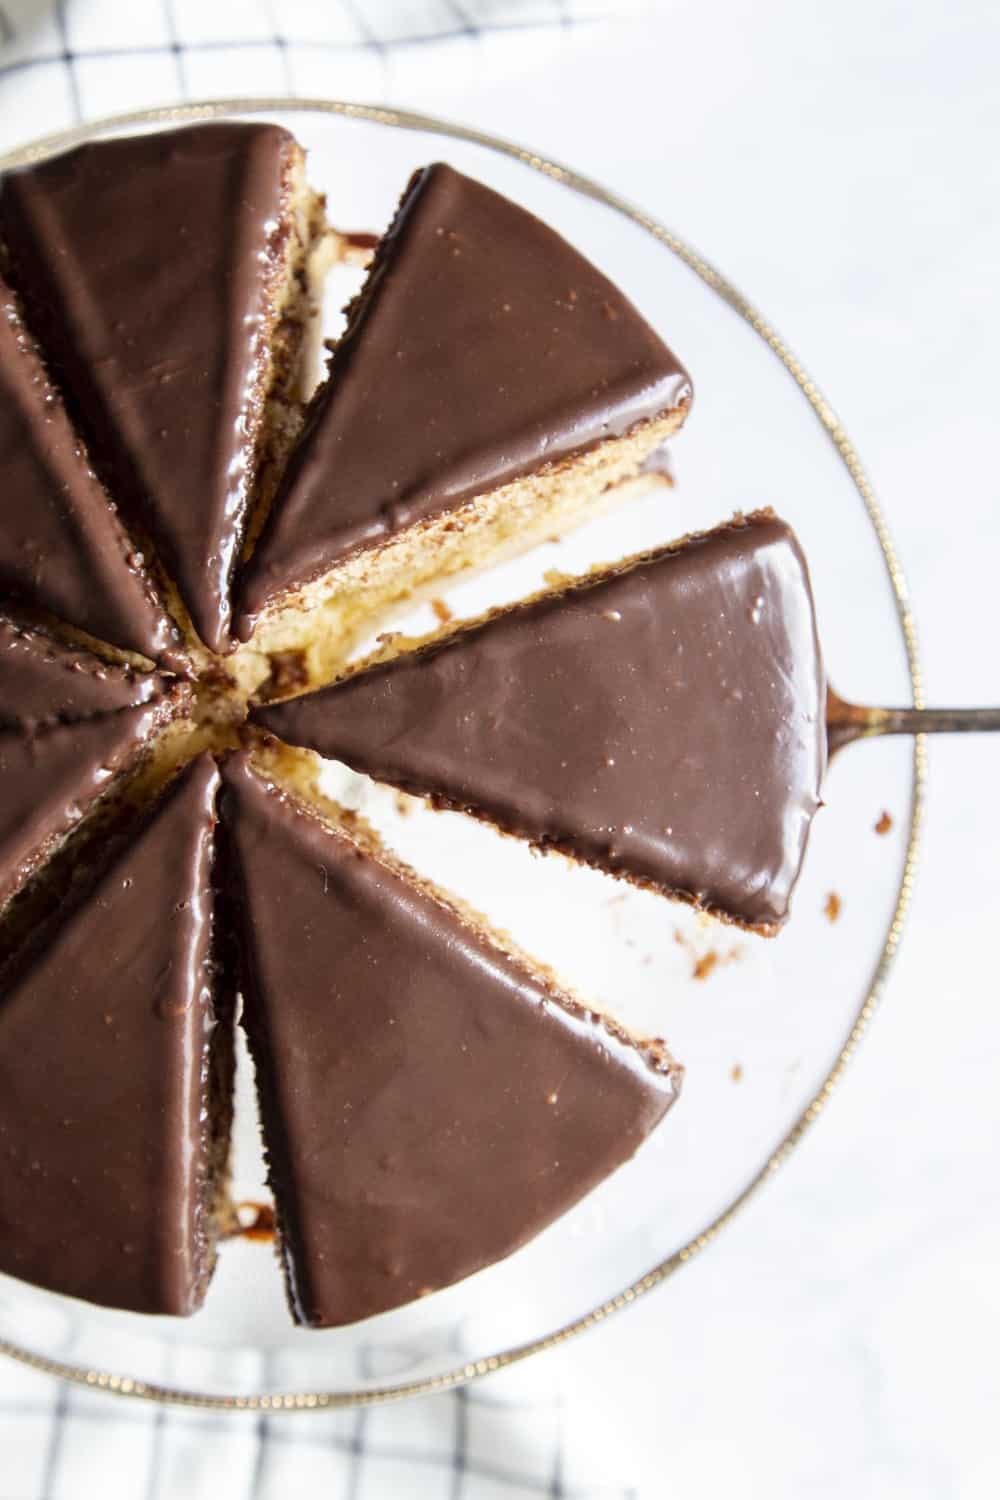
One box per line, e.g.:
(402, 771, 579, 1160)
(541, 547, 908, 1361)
(377, 5, 1000, 1495)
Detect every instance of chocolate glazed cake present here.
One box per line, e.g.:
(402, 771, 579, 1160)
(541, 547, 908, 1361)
(220, 753, 681, 1327)
(234, 162, 691, 681)
(0, 617, 187, 919)
(0, 756, 230, 1316)
(256, 512, 826, 932)
(0, 283, 179, 665)
(0, 125, 800, 1327)
(0, 124, 327, 654)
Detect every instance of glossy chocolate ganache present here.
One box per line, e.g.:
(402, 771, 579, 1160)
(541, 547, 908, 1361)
(236, 161, 691, 635)
(0, 284, 178, 663)
(256, 512, 827, 932)
(0, 757, 226, 1315)
(0, 617, 182, 915)
(0, 122, 834, 1328)
(0, 124, 303, 654)
(220, 754, 681, 1327)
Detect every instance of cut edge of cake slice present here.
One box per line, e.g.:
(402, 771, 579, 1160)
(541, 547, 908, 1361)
(0, 753, 234, 1316)
(230, 160, 691, 695)
(219, 742, 682, 1327)
(248, 734, 684, 1034)
(252, 510, 827, 935)
(238, 145, 334, 573)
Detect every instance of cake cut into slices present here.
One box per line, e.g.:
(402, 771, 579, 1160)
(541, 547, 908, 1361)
(0, 284, 180, 665)
(255, 512, 826, 932)
(0, 123, 327, 654)
(220, 752, 681, 1327)
(0, 756, 231, 1315)
(0, 617, 185, 916)
(234, 161, 691, 661)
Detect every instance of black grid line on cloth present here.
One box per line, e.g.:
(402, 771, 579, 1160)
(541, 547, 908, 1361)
(549, 1396, 565, 1497)
(0, 24, 609, 85)
(0, 0, 629, 93)
(440, 0, 482, 39)
(160, 0, 189, 99)
(451, 1385, 469, 1499)
(1, 1395, 636, 1498)
(337, 0, 388, 60)
(52, 0, 79, 120)
(38, 1380, 68, 1500)
(141, 1403, 168, 1500)
(259, 0, 293, 95)
(247, 1353, 274, 1500)
(345, 1405, 369, 1500)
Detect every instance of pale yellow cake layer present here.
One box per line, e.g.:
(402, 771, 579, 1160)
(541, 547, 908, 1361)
(231, 407, 685, 703)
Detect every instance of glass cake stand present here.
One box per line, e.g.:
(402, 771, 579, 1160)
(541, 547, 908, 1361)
(0, 99, 934, 1411)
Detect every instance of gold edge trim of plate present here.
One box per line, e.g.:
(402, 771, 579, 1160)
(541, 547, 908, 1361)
(0, 96, 926, 1411)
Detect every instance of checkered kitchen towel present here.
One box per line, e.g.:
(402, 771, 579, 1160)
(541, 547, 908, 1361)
(0, 0, 648, 153)
(0, 2, 648, 1496)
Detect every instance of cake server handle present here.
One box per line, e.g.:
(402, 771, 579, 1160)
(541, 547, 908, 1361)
(827, 688, 1000, 752)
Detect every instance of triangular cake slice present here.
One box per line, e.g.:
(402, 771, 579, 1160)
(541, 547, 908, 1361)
(255, 512, 826, 933)
(0, 284, 179, 664)
(0, 756, 231, 1315)
(0, 617, 186, 914)
(234, 162, 691, 660)
(0, 123, 326, 653)
(220, 752, 681, 1327)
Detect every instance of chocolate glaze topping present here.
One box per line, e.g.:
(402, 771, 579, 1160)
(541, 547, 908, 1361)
(0, 756, 223, 1315)
(257, 513, 826, 931)
(220, 753, 680, 1327)
(0, 286, 178, 662)
(0, 124, 297, 653)
(0, 619, 175, 910)
(0, 616, 161, 732)
(235, 162, 691, 637)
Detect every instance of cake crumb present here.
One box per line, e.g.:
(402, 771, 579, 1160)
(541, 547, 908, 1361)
(394, 791, 414, 819)
(692, 951, 719, 981)
(544, 568, 574, 589)
(431, 598, 453, 625)
(260, 649, 308, 702)
(230, 1201, 276, 1243)
(730, 1063, 743, 1082)
(824, 891, 842, 923)
(330, 227, 378, 266)
(875, 810, 893, 836)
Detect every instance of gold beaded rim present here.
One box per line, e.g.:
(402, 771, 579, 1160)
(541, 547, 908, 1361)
(0, 97, 926, 1411)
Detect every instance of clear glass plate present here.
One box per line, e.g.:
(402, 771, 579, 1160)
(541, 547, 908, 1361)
(0, 99, 923, 1410)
